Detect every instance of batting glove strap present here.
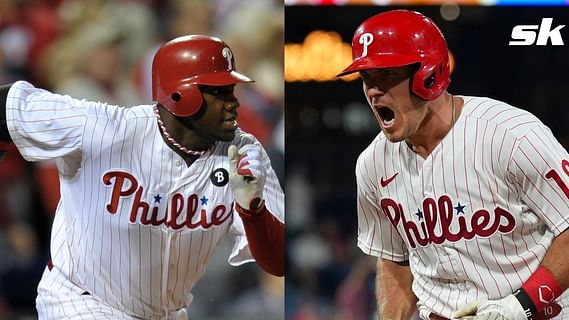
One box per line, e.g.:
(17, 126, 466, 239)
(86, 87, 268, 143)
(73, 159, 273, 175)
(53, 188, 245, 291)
(514, 288, 537, 320)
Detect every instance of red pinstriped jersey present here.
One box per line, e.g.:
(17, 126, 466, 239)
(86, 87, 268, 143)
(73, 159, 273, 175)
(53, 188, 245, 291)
(6, 81, 284, 318)
(356, 95, 569, 318)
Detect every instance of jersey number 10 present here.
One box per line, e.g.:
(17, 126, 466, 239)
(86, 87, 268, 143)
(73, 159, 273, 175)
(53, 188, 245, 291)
(545, 159, 569, 199)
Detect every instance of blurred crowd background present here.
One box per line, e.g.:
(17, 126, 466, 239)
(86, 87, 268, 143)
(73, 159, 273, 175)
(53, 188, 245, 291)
(0, 0, 283, 319)
(285, 4, 569, 320)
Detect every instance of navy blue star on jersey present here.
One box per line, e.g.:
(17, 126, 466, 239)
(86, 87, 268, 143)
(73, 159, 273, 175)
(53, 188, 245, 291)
(454, 202, 466, 215)
(415, 209, 424, 220)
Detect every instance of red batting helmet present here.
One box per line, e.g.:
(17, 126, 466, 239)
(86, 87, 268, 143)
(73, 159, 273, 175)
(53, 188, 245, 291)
(337, 10, 451, 101)
(152, 35, 254, 117)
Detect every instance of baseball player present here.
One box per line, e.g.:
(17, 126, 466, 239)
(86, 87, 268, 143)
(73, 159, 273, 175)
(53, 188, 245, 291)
(0, 35, 284, 319)
(337, 10, 569, 320)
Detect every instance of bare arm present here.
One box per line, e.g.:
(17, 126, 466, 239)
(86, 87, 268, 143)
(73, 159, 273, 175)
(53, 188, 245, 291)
(376, 258, 417, 319)
(541, 228, 569, 290)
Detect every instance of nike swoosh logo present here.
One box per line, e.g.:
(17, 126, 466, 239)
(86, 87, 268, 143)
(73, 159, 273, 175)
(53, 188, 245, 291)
(380, 173, 399, 187)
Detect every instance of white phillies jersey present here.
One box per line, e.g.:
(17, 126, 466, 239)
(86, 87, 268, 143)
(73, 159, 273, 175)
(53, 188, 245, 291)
(6, 81, 284, 318)
(356, 96, 569, 319)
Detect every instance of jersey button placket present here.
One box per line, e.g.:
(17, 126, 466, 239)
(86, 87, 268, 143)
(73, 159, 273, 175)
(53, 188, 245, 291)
(169, 234, 178, 270)
(166, 233, 179, 299)
(439, 246, 453, 276)
(422, 159, 434, 196)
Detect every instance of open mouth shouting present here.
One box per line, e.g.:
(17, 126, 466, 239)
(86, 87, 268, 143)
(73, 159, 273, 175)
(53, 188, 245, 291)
(375, 106, 395, 129)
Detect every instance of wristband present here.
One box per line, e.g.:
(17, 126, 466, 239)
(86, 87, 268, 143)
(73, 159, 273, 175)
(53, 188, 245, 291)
(514, 266, 563, 319)
(513, 288, 537, 319)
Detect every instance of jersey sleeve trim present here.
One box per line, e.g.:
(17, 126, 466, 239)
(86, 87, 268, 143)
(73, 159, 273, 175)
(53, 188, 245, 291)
(227, 234, 255, 266)
(357, 238, 409, 261)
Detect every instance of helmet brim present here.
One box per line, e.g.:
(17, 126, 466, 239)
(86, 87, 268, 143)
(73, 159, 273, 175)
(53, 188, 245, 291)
(195, 71, 254, 86)
(336, 54, 421, 77)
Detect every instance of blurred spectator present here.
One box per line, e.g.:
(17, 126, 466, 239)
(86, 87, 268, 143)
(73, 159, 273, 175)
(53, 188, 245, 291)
(166, 0, 212, 37)
(47, 23, 142, 106)
(0, 222, 46, 319)
(334, 257, 375, 320)
(223, 270, 285, 319)
(0, 148, 34, 225)
(218, 4, 283, 146)
(0, 0, 63, 86)
(42, 0, 156, 105)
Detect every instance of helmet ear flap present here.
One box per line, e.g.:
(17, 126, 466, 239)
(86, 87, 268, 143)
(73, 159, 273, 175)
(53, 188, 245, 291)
(167, 84, 203, 117)
(411, 59, 450, 101)
(411, 70, 436, 100)
(183, 84, 203, 116)
(423, 73, 436, 89)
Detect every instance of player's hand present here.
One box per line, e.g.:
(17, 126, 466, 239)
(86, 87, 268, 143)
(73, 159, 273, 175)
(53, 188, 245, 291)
(453, 295, 561, 320)
(228, 144, 266, 210)
(452, 295, 527, 320)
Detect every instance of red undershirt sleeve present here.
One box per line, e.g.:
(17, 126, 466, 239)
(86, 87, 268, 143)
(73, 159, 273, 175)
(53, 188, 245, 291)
(235, 202, 284, 277)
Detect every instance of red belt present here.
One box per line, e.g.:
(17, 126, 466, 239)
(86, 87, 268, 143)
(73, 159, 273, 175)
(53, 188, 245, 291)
(429, 314, 450, 320)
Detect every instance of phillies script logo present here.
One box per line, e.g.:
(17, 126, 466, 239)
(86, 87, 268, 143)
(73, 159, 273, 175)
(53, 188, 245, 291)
(380, 195, 516, 248)
(103, 171, 231, 230)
